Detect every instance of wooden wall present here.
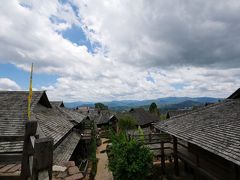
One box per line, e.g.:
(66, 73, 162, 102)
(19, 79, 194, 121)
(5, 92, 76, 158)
(179, 141, 240, 180)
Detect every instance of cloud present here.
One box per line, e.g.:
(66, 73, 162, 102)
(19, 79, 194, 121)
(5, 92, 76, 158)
(0, 0, 239, 101)
(0, 78, 21, 90)
(75, 0, 240, 69)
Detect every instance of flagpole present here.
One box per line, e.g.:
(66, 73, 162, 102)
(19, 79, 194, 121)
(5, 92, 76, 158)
(28, 63, 33, 120)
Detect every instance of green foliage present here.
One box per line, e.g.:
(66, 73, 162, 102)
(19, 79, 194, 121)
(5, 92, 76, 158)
(137, 126, 145, 142)
(149, 102, 160, 116)
(94, 102, 108, 110)
(108, 132, 153, 180)
(118, 114, 137, 131)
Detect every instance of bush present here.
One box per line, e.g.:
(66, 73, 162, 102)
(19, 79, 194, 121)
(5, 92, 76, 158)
(108, 132, 153, 180)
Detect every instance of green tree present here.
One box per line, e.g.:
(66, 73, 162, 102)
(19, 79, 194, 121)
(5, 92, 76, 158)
(118, 114, 137, 131)
(108, 132, 153, 180)
(149, 102, 159, 115)
(166, 112, 170, 119)
(94, 102, 108, 110)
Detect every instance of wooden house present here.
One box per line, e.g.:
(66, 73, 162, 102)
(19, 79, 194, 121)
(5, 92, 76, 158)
(96, 110, 118, 132)
(0, 91, 91, 179)
(154, 88, 240, 179)
(129, 108, 159, 128)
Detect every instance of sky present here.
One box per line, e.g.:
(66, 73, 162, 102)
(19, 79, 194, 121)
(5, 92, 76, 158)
(0, 0, 240, 102)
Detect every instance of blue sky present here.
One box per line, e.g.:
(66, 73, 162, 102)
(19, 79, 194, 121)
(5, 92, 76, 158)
(0, 63, 58, 90)
(0, 0, 239, 101)
(0, 21, 89, 90)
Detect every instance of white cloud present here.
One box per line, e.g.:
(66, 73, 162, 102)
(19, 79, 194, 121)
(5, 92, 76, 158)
(0, 0, 239, 101)
(0, 78, 21, 90)
(75, 0, 240, 68)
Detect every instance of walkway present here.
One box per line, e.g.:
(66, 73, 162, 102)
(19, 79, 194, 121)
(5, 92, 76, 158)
(95, 138, 113, 180)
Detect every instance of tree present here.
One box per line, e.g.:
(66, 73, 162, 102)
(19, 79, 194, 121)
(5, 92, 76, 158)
(149, 102, 159, 115)
(118, 114, 137, 131)
(108, 132, 153, 180)
(94, 102, 108, 110)
(166, 112, 170, 119)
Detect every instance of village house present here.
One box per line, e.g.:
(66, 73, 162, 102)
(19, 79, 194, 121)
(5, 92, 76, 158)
(154, 88, 240, 179)
(0, 91, 93, 179)
(129, 108, 159, 128)
(96, 110, 118, 132)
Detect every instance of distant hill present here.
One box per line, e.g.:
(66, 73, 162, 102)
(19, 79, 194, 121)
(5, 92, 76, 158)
(65, 97, 221, 111)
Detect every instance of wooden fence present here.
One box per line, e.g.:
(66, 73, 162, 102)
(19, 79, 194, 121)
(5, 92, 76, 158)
(129, 132, 173, 174)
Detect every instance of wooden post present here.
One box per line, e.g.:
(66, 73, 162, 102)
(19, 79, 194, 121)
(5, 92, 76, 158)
(149, 133, 152, 142)
(173, 136, 179, 176)
(161, 141, 165, 174)
(32, 137, 53, 180)
(21, 121, 38, 179)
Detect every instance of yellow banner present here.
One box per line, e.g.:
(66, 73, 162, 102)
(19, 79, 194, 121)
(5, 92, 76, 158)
(28, 63, 33, 120)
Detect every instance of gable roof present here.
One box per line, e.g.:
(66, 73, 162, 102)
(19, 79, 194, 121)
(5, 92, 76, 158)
(32, 103, 74, 146)
(0, 91, 45, 137)
(154, 98, 240, 166)
(56, 107, 86, 124)
(228, 88, 240, 99)
(96, 110, 116, 125)
(129, 108, 159, 126)
(0, 91, 82, 153)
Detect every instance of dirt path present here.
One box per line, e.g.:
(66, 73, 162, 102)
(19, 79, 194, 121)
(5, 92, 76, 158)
(95, 138, 113, 180)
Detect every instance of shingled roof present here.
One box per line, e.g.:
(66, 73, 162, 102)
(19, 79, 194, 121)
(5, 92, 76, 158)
(228, 88, 240, 99)
(50, 101, 65, 107)
(0, 91, 84, 162)
(96, 110, 116, 125)
(129, 108, 159, 126)
(32, 103, 74, 146)
(0, 91, 47, 153)
(154, 96, 240, 166)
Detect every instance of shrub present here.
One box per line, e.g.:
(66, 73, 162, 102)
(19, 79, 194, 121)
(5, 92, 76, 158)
(108, 132, 153, 180)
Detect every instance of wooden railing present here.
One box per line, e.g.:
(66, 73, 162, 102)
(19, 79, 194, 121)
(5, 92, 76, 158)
(129, 132, 173, 174)
(0, 121, 53, 180)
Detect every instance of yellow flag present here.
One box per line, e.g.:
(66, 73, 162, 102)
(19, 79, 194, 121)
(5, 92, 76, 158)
(28, 63, 33, 120)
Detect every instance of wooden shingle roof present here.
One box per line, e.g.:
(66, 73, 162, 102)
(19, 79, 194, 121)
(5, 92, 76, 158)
(32, 103, 74, 146)
(0, 91, 43, 137)
(96, 110, 116, 125)
(0, 91, 83, 153)
(0, 91, 44, 153)
(154, 98, 240, 166)
(228, 88, 240, 99)
(53, 131, 81, 165)
(50, 101, 65, 107)
(57, 107, 86, 124)
(129, 108, 159, 126)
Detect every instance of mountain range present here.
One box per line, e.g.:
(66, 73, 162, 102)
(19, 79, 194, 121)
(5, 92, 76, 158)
(65, 97, 221, 112)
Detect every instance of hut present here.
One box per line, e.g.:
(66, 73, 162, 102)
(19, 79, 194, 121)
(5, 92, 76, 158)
(0, 91, 91, 179)
(129, 108, 159, 128)
(96, 110, 118, 132)
(154, 88, 240, 179)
